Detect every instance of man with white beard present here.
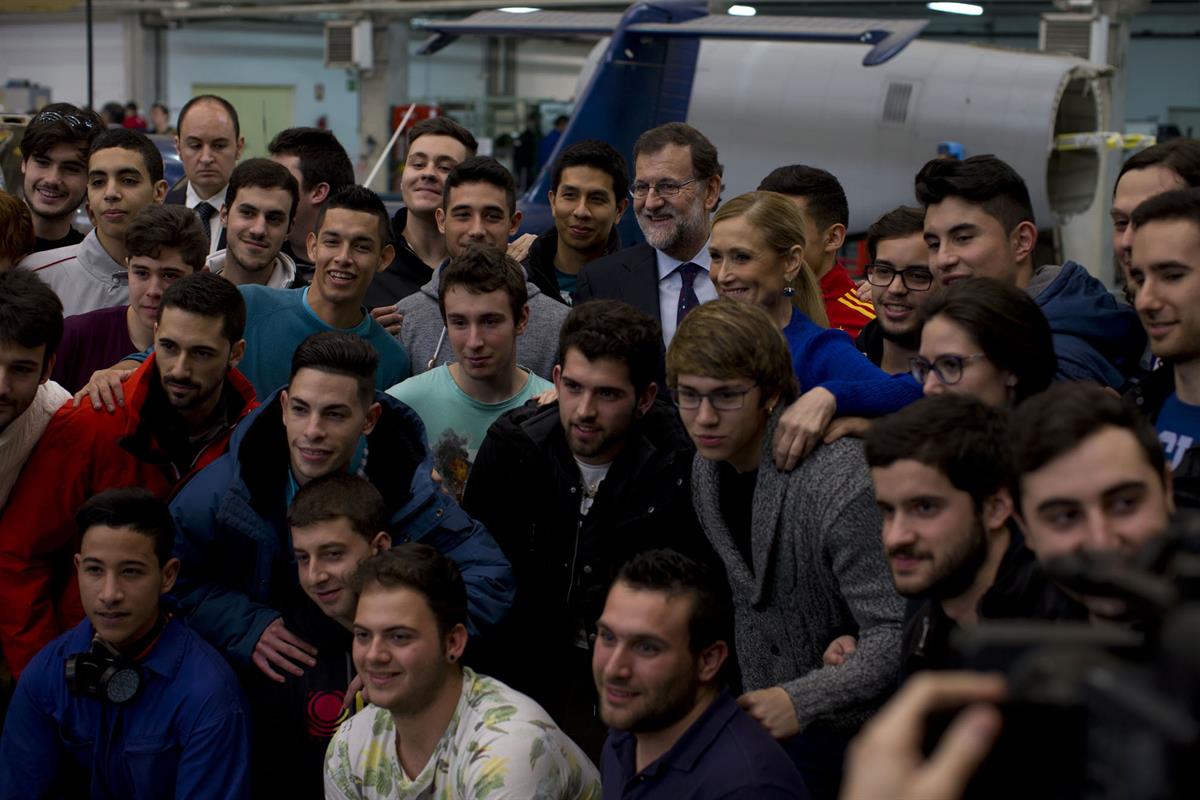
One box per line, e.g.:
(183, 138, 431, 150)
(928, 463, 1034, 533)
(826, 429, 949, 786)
(575, 123, 721, 386)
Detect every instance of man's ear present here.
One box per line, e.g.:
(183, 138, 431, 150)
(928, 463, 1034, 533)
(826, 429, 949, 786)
(228, 339, 247, 369)
(983, 486, 1014, 532)
(445, 622, 469, 663)
(153, 180, 169, 204)
(1012, 220, 1038, 266)
(311, 182, 331, 206)
(509, 210, 523, 236)
(362, 401, 383, 436)
(40, 353, 56, 386)
(552, 363, 562, 387)
(378, 243, 396, 273)
(235, 136, 246, 161)
(636, 381, 658, 417)
(219, 202, 230, 227)
(703, 175, 722, 213)
(435, 207, 447, 236)
(160, 557, 181, 595)
(515, 303, 531, 336)
(306, 230, 319, 264)
(697, 640, 729, 683)
(370, 531, 392, 554)
(615, 197, 629, 223)
(824, 223, 847, 254)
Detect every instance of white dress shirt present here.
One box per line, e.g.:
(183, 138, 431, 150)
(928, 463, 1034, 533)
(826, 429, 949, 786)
(656, 241, 717, 346)
(185, 182, 229, 254)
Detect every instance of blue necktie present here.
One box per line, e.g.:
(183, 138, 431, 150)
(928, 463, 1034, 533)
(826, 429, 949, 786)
(676, 262, 702, 328)
(195, 201, 216, 244)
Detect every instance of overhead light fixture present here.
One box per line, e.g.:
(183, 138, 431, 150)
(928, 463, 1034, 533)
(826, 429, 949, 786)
(499, 6, 540, 12)
(728, 5, 757, 16)
(926, 2, 984, 15)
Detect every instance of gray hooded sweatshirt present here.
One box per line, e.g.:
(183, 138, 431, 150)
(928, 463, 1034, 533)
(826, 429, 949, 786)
(395, 261, 570, 380)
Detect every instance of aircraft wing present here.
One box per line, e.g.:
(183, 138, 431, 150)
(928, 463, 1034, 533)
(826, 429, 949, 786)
(416, 9, 927, 66)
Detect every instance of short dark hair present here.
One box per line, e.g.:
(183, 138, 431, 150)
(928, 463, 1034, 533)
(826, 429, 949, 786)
(288, 473, 389, 541)
(90, 128, 164, 184)
(0, 268, 64, 370)
(267, 127, 355, 196)
(290, 331, 378, 409)
(406, 117, 478, 158)
(615, 549, 732, 656)
(557, 300, 661, 396)
(1117, 138, 1200, 191)
(757, 165, 849, 229)
(177, 94, 240, 139)
(866, 205, 926, 262)
(159, 272, 246, 344)
(20, 103, 103, 162)
(915, 155, 1036, 233)
(0, 190, 34, 264)
(125, 204, 209, 272)
(443, 157, 517, 216)
(438, 244, 528, 324)
(226, 158, 300, 224)
(151, 102, 169, 116)
(1010, 382, 1166, 509)
(313, 185, 392, 252)
(866, 395, 1012, 509)
(633, 123, 722, 181)
(76, 488, 175, 566)
(352, 544, 468, 638)
(1130, 187, 1200, 232)
(920, 277, 1056, 405)
(551, 139, 629, 203)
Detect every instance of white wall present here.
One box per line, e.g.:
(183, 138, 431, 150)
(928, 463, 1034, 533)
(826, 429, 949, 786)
(0, 18, 125, 111)
(514, 39, 594, 100)
(165, 25, 362, 159)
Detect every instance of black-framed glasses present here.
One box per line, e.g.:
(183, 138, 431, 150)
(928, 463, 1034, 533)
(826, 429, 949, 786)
(671, 383, 758, 411)
(866, 263, 935, 291)
(910, 354, 988, 386)
(630, 178, 697, 199)
(32, 110, 98, 135)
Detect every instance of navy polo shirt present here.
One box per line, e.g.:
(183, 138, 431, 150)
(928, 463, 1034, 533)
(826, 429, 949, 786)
(599, 689, 810, 799)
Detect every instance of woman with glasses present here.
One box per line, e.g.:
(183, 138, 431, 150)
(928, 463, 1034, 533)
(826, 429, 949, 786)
(915, 277, 1057, 407)
(666, 298, 903, 799)
(707, 192, 922, 466)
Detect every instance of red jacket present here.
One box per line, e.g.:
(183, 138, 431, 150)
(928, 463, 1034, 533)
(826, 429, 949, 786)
(821, 262, 876, 341)
(0, 355, 257, 675)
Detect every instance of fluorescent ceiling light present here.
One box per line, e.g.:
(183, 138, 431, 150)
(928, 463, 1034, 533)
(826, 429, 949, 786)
(926, 2, 983, 15)
(728, 5, 756, 16)
(499, 6, 540, 12)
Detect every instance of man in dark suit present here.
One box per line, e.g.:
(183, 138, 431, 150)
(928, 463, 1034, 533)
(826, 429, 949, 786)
(166, 94, 244, 254)
(574, 123, 723, 367)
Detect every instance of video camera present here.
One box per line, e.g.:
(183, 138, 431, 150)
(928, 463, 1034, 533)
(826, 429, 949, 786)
(935, 514, 1200, 800)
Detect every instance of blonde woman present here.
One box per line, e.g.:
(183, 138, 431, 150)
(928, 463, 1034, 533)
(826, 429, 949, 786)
(707, 192, 921, 466)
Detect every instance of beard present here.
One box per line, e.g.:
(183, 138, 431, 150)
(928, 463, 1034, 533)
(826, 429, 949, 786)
(601, 669, 702, 734)
(878, 322, 921, 351)
(891, 516, 992, 602)
(638, 199, 709, 254)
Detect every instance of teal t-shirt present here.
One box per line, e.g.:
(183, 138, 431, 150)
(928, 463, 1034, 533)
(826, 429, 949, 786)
(239, 285, 412, 400)
(386, 365, 552, 501)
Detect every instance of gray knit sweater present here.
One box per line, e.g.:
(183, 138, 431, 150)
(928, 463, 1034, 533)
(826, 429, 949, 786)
(692, 408, 904, 731)
(395, 261, 570, 381)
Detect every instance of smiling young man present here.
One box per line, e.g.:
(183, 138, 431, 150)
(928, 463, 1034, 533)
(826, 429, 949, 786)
(0, 489, 250, 799)
(594, 549, 807, 800)
(21, 128, 168, 317)
(168, 332, 512, 687)
(524, 139, 629, 304)
(18, 104, 103, 252)
(396, 156, 569, 379)
(207, 158, 302, 288)
(915, 155, 1145, 389)
(0, 272, 257, 676)
(463, 299, 710, 758)
(386, 245, 551, 501)
(52, 205, 207, 393)
(366, 117, 477, 306)
(855, 206, 940, 374)
(865, 394, 1082, 676)
(1125, 188, 1200, 508)
(168, 94, 245, 253)
(324, 544, 600, 800)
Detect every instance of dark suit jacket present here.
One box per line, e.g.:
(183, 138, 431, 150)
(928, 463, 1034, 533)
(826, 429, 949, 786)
(166, 181, 227, 251)
(574, 242, 669, 387)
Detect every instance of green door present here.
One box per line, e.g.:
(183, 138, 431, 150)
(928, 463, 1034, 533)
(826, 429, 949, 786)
(190, 84, 295, 159)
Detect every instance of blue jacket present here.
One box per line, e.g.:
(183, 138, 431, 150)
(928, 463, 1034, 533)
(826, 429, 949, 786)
(1031, 261, 1146, 389)
(783, 307, 923, 416)
(169, 389, 514, 667)
(0, 616, 250, 800)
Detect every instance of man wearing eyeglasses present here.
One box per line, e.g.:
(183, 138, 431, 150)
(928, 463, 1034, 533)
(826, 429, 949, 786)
(18, 104, 103, 253)
(575, 123, 722, 381)
(856, 207, 942, 375)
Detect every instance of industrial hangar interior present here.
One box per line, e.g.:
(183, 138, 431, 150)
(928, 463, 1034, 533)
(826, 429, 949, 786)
(1, 0, 1200, 798)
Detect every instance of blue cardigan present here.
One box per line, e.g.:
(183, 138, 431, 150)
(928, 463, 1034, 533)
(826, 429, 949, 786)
(785, 307, 923, 416)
